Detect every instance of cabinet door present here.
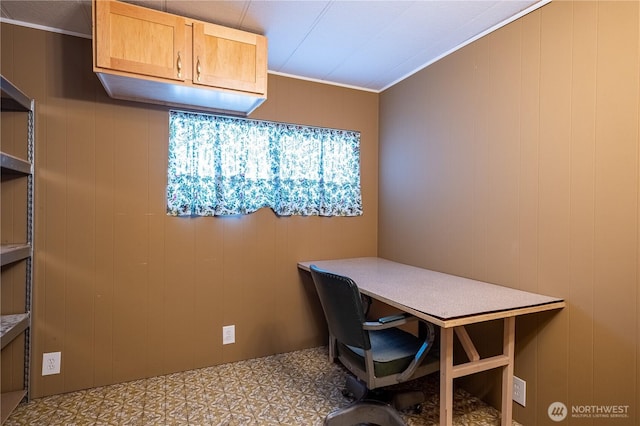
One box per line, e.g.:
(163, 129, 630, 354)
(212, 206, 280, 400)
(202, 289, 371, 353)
(94, 0, 186, 81)
(192, 22, 267, 95)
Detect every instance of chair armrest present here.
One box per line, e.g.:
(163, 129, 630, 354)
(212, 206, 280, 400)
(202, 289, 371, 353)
(398, 321, 436, 382)
(379, 313, 411, 324)
(363, 313, 417, 330)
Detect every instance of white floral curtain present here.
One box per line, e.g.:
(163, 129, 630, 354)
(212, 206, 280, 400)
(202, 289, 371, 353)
(167, 111, 363, 217)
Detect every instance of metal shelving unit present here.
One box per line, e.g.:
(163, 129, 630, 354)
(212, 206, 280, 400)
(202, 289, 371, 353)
(0, 75, 34, 424)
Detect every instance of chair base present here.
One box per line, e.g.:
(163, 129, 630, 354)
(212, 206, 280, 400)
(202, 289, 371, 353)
(323, 399, 406, 426)
(391, 390, 425, 412)
(344, 375, 425, 412)
(327, 375, 425, 425)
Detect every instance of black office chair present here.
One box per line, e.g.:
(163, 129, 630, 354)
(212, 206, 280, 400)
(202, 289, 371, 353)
(309, 265, 439, 426)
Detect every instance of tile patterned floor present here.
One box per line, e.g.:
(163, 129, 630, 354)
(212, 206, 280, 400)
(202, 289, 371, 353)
(6, 347, 519, 425)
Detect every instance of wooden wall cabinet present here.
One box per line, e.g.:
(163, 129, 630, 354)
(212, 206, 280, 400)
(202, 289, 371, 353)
(1, 75, 34, 424)
(93, 0, 267, 116)
(192, 22, 267, 95)
(95, 0, 186, 81)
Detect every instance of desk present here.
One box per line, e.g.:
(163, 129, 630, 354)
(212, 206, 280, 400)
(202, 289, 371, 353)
(298, 257, 565, 426)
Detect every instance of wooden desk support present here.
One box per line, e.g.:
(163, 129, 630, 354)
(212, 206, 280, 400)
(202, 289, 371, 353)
(299, 257, 565, 426)
(440, 318, 515, 426)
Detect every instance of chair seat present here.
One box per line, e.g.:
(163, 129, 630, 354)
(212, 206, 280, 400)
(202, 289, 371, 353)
(341, 327, 424, 377)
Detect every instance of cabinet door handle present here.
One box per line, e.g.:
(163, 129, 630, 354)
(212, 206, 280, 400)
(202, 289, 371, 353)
(196, 57, 202, 82)
(176, 52, 182, 78)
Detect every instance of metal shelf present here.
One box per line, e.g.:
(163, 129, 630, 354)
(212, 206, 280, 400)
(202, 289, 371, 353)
(0, 76, 32, 112)
(0, 390, 27, 424)
(0, 244, 32, 267)
(1, 74, 35, 418)
(1, 313, 30, 350)
(1, 152, 32, 176)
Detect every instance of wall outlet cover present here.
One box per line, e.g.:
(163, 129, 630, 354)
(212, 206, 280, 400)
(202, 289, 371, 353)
(513, 375, 526, 407)
(222, 325, 235, 345)
(42, 352, 61, 376)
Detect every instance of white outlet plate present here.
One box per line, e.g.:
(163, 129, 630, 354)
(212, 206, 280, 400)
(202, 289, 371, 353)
(513, 375, 526, 406)
(42, 352, 61, 376)
(222, 325, 235, 345)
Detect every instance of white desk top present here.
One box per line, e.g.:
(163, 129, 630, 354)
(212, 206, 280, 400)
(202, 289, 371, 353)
(299, 257, 564, 327)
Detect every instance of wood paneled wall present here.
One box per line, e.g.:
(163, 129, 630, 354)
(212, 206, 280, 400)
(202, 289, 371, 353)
(379, 1, 639, 424)
(1, 23, 378, 398)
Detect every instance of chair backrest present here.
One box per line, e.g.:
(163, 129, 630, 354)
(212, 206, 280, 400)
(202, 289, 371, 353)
(310, 265, 371, 350)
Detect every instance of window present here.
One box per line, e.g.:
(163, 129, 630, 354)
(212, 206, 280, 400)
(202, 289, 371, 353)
(167, 110, 363, 217)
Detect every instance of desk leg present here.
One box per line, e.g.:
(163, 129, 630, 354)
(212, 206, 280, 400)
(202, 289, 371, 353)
(501, 317, 515, 426)
(440, 327, 454, 426)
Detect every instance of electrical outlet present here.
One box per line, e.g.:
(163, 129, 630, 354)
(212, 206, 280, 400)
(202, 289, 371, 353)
(42, 352, 61, 376)
(513, 375, 526, 406)
(222, 325, 235, 345)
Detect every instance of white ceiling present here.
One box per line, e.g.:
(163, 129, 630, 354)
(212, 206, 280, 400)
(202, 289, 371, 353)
(0, 0, 548, 92)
